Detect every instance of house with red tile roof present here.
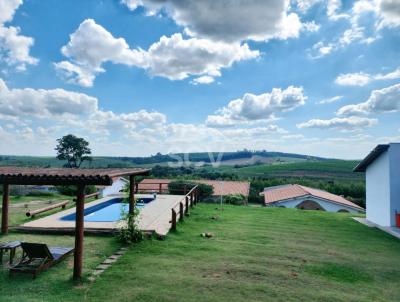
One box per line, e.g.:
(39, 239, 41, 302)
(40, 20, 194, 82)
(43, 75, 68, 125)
(260, 184, 364, 213)
(138, 178, 250, 199)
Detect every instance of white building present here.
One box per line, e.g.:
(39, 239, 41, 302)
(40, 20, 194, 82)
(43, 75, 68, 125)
(260, 184, 364, 214)
(100, 177, 129, 197)
(354, 143, 400, 227)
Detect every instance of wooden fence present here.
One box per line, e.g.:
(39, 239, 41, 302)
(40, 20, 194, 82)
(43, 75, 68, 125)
(170, 185, 199, 231)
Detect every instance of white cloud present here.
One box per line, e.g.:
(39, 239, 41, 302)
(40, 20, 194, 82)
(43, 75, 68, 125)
(335, 67, 400, 86)
(297, 116, 378, 130)
(0, 78, 97, 118)
(294, 0, 322, 13)
(55, 19, 259, 86)
(206, 86, 306, 127)
(377, 0, 400, 29)
(0, 0, 38, 71)
(335, 72, 372, 86)
(337, 83, 400, 116)
(318, 95, 343, 104)
(122, 0, 314, 43)
(2, 80, 299, 156)
(190, 76, 215, 85)
(0, 78, 166, 136)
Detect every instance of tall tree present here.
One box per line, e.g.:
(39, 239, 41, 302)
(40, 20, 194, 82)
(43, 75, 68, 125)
(55, 134, 92, 168)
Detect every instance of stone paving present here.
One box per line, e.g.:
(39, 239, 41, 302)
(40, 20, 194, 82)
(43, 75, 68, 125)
(88, 247, 128, 282)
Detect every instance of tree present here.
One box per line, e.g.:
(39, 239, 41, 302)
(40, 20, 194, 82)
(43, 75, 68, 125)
(55, 134, 92, 168)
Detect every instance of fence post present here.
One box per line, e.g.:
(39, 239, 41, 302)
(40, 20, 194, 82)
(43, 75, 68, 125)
(185, 196, 189, 215)
(159, 183, 162, 194)
(179, 202, 184, 221)
(190, 192, 194, 208)
(171, 209, 177, 231)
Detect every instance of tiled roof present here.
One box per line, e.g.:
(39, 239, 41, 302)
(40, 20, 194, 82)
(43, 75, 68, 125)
(138, 178, 250, 196)
(262, 184, 363, 210)
(0, 167, 150, 186)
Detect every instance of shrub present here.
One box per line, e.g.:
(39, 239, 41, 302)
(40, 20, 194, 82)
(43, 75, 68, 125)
(168, 180, 214, 199)
(26, 191, 56, 197)
(117, 198, 143, 244)
(56, 185, 97, 196)
(224, 194, 246, 205)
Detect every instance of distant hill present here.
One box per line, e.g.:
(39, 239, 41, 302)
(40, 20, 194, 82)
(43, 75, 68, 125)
(203, 159, 362, 181)
(0, 150, 329, 168)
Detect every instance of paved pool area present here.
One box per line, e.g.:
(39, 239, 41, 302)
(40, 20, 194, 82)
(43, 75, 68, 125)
(17, 194, 187, 236)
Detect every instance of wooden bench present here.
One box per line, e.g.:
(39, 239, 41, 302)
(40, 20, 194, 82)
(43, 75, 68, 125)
(26, 200, 69, 218)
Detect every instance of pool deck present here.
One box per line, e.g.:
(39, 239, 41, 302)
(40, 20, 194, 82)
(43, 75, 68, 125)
(17, 194, 187, 236)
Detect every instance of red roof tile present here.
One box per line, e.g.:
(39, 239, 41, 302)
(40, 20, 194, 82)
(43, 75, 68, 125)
(262, 184, 363, 210)
(0, 167, 150, 185)
(138, 179, 250, 196)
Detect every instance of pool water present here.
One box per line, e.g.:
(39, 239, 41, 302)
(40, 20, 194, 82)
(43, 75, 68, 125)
(60, 197, 154, 222)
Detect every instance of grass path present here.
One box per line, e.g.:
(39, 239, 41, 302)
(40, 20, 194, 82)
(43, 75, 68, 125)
(1, 204, 400, 301)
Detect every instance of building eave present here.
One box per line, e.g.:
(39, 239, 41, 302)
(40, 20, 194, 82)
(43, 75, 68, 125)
(353, 144, 389, 172)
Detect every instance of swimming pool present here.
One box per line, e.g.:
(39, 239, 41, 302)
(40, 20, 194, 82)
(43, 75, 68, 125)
(60, 197, 154, 222)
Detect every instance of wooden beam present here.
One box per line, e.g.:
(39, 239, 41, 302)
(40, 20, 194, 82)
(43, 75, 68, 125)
(26, 200, 69, 218)
(73, 185, 85, 281)
(1, 183, 10, 234)
(129, 175, 135, 215)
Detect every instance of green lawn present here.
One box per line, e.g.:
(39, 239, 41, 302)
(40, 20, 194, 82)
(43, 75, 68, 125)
(1, 204, 400, 301)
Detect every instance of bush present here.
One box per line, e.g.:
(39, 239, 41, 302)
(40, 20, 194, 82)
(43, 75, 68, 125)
(56, 185, 97, 196)
(117, 198, 143, 244)
(224, 194, 246, 205)
(26, 191, 56, 197)
(168, 180, 214, 199)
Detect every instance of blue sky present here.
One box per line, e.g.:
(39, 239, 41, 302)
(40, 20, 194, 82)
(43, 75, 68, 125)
(0, 0, 399, 159)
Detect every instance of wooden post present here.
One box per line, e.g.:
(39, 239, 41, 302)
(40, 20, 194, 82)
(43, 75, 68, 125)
(190, 191, 194, 208)
(159, 183, 162, 194)
(73, 184, 85, 282)
(185, 196, 189, 215)
(1, 183, 10, 234)
(179, 202, 184, 221)
(171, 209, 177, 231)
(190, 192, 193, 207)
(129, 175, 135, 215)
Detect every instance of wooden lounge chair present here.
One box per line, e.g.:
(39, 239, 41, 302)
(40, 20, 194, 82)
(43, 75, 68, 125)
(9, 242, 74, 279)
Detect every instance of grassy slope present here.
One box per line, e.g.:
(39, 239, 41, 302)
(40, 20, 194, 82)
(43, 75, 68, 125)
(206, 160, 362, 180)
(2, 204, 398, 301)
(87, 205, 399, 302)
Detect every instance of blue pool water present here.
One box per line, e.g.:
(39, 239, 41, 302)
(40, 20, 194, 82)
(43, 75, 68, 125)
(60, 197, 154, 222)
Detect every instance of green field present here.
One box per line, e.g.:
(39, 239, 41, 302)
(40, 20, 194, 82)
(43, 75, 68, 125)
(1, 204, 399, 301)
(206, 159, 362, 180)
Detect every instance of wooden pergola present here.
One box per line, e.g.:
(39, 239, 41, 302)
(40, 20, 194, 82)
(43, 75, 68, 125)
(0, 167, 150, 281)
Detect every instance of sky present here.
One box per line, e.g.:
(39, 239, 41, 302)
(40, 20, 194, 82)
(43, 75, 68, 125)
(0, 0, 399, 159)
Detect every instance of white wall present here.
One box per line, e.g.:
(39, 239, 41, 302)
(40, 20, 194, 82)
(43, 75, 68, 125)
(272, 196, 361, 214)
(101, 177, 128, 197)
(389, 144, 400, 226)
(366, 149, 391, 226)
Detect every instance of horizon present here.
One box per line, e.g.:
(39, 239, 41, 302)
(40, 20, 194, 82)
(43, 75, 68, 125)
(0, 0, 399, 160)
(0, 149, 363, 161)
